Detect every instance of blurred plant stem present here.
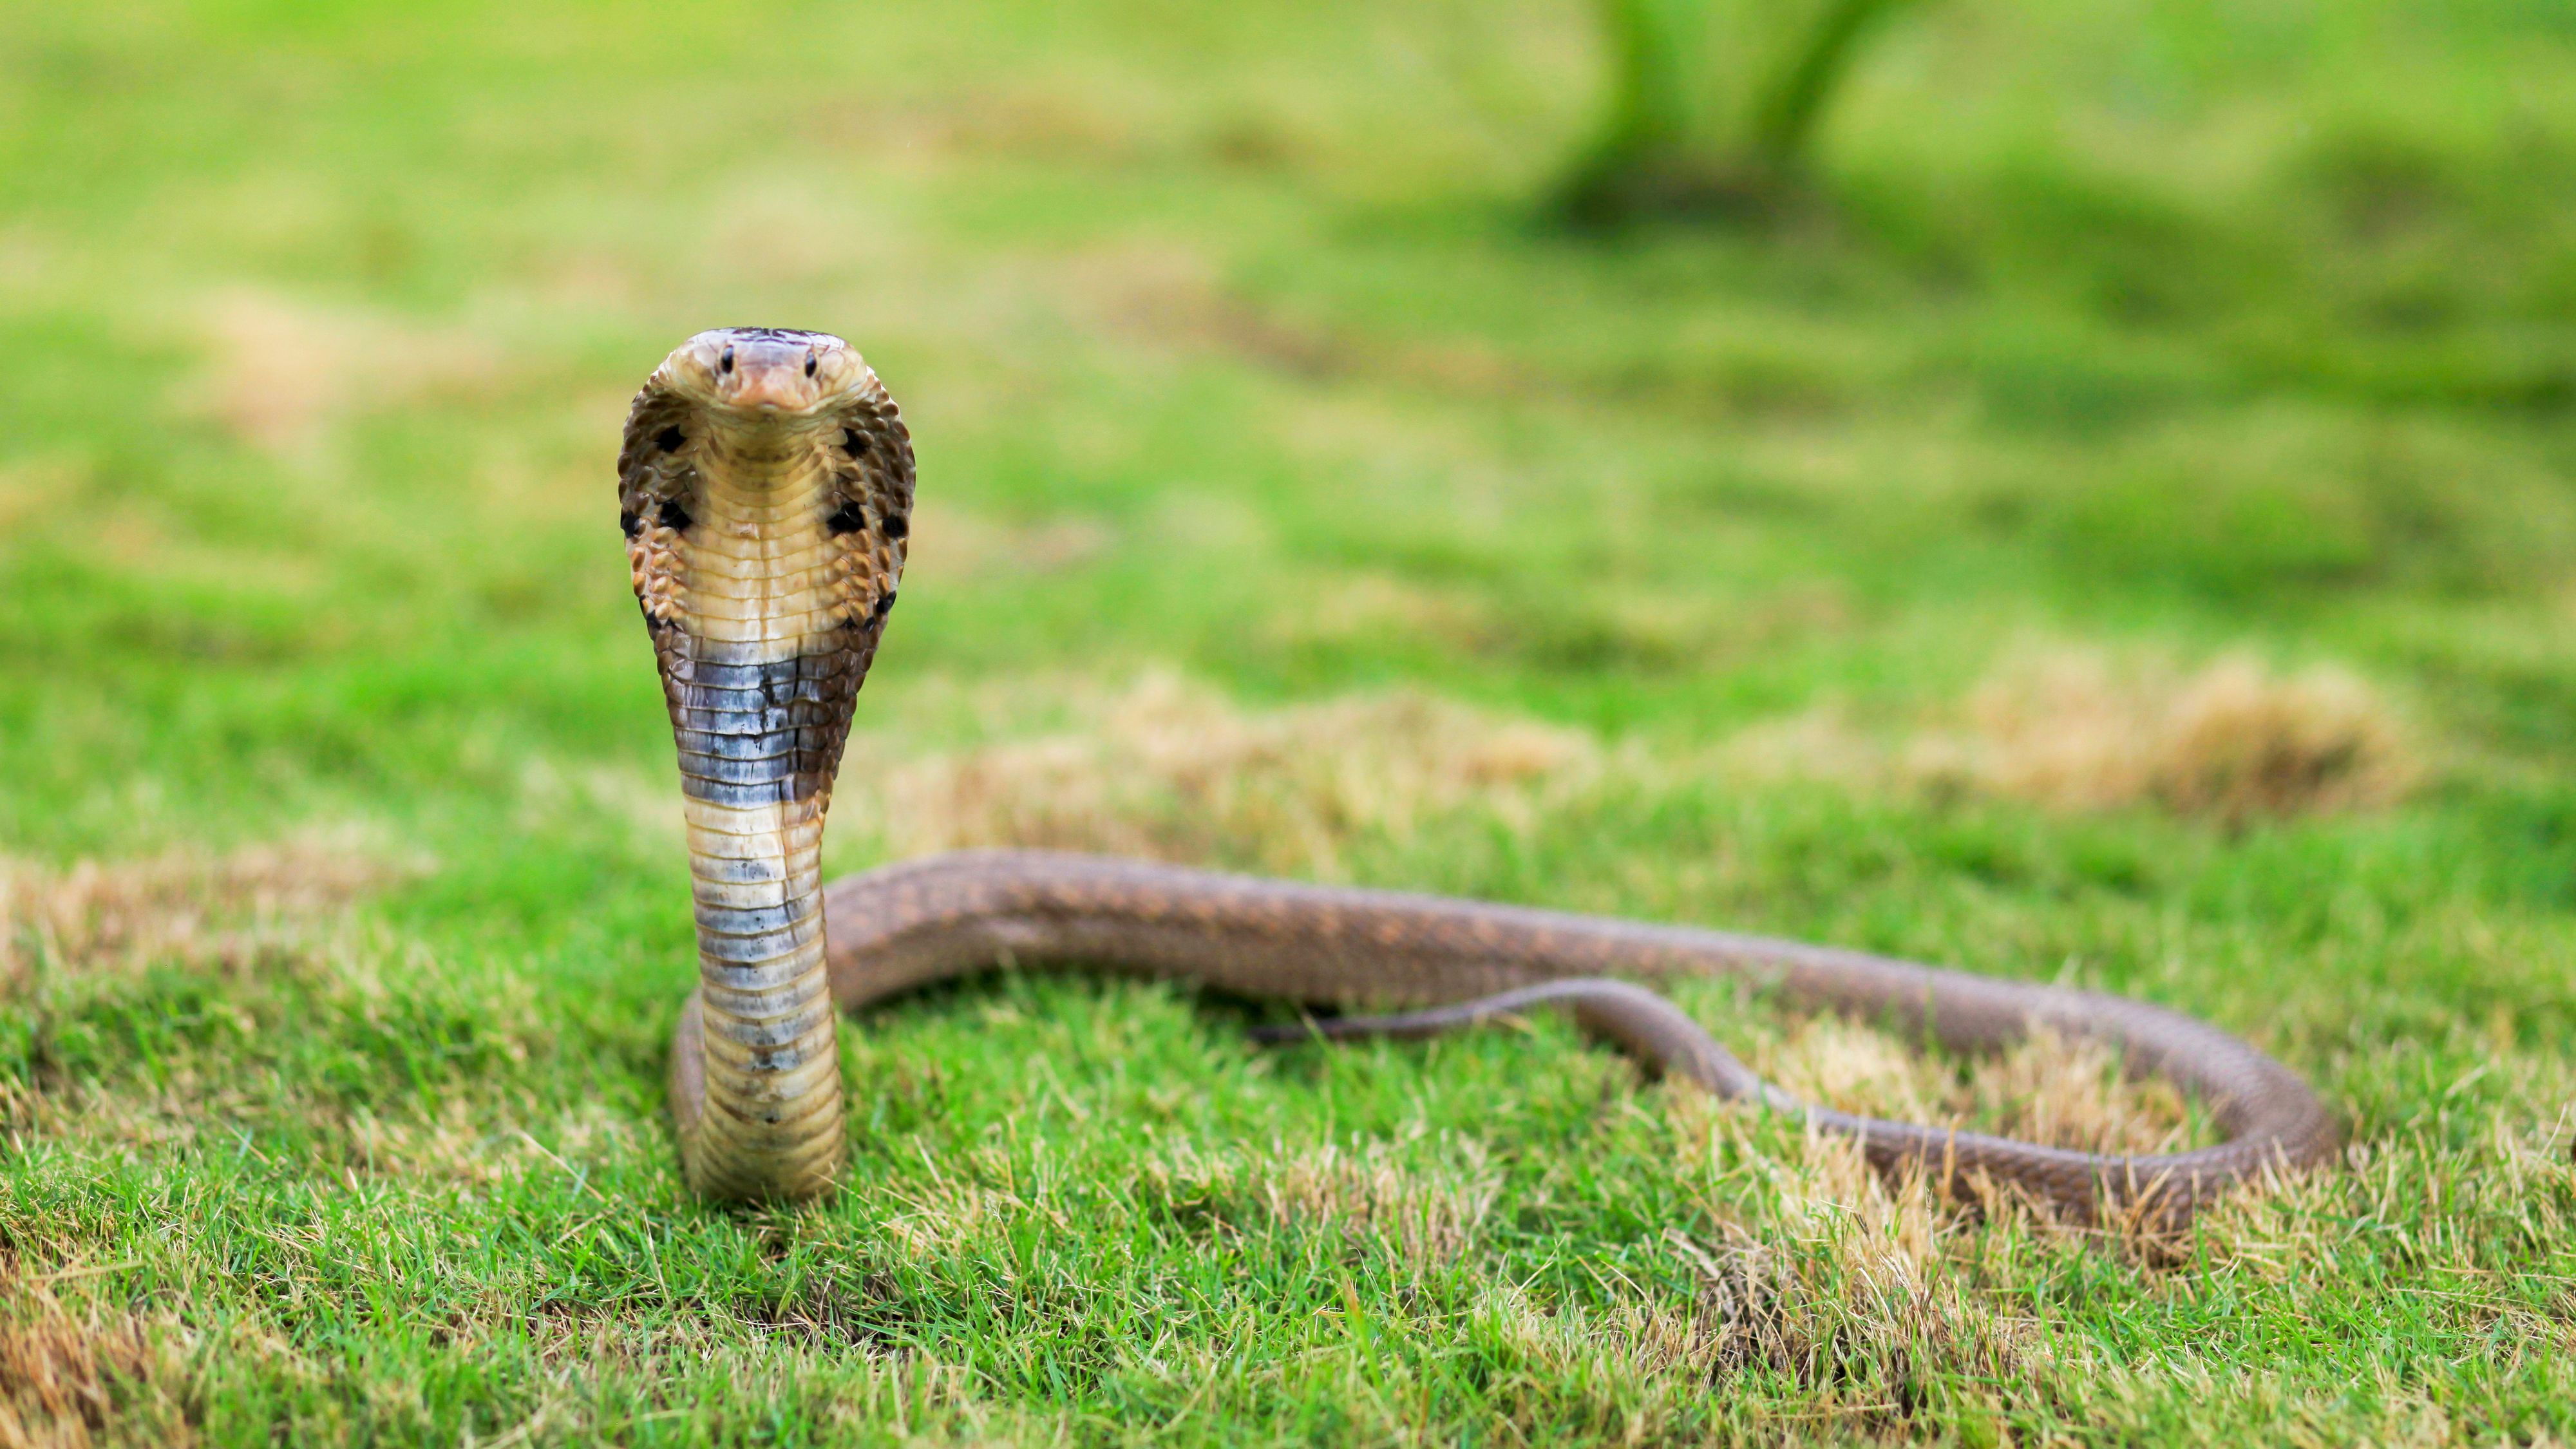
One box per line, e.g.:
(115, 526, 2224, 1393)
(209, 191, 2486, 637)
(1562, 0, 1926, 223)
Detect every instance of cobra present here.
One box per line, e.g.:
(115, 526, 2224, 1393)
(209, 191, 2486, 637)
(625, 327, 2336, 1218)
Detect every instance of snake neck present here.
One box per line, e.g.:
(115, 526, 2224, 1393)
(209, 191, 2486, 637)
(620, 328, 913, 1203)
(670, 452, 851, 1200)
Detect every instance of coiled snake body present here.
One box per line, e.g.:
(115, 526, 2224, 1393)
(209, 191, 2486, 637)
(625, 328, 2336, 1218)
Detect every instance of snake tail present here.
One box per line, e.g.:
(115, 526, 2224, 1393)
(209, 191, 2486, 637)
(621, 328, 912, 1202)
(810, 852, 2337, 1223)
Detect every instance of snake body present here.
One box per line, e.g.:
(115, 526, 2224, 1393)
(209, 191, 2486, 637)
(626, 328, 2337, 1217)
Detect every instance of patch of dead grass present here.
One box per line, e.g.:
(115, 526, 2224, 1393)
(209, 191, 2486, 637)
(1555, 1101, 2072, 1431)
(1757, 1018, 2201, 1160)
(1933, 650, 2417, 821)
(1741, 648, 2418, 824)
(2188, 1058, 2575, 1290)
(1653, 1007, 2247, 1270)
(0, 833, 526, 1166)
(187, 291, 502, 454)
(1473, 1135, 2045, 1437)
(855, 650, 2407, 894)
(866, 670, 1600, 877)
(0, 1280, 193, 1449)
(0, 831, 405, 996)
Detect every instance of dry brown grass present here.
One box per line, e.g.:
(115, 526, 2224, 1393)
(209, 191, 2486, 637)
(1756, 1017, 2201, 1159)
(187, 292, 501, 454)
(864, 651, 2409, 894)
(0, 831, 402, 996)
(1477, 1117, 2046, 1438)
(0, 833, 453, 1156)
(865, 671, 1601, 877)
(1934, 650, 2418, 821)
(1654, 1001, 2256, 1279)
(1740, 648, 2419, 824)
(0, 1280, 193, 1449)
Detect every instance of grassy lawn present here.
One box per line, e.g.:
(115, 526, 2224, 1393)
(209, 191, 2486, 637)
(4, 0, 2575, 1441)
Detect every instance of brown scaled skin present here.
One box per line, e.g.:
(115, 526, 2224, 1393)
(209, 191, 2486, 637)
(634, 332, 2336, 1222)
(623, 327, 910, 1202)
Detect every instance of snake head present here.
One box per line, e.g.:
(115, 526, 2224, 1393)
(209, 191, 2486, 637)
(614, 323, 915, 758)
(616, 326, 913, 569)
(654, 327, 877, 422)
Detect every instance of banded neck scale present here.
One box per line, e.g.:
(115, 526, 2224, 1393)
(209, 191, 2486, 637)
(619, 327, 913, 1202)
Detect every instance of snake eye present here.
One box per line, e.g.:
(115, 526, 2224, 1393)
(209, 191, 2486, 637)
(804, 355, 818, 379)
(719, 346, 735, 375)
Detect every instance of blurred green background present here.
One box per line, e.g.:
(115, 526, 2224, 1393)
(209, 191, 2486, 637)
(6, 0, 2573, 848)
(3, 0, 2574, 1443)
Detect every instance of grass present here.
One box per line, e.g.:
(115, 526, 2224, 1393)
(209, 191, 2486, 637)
(2, 0, 2574, 1441)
